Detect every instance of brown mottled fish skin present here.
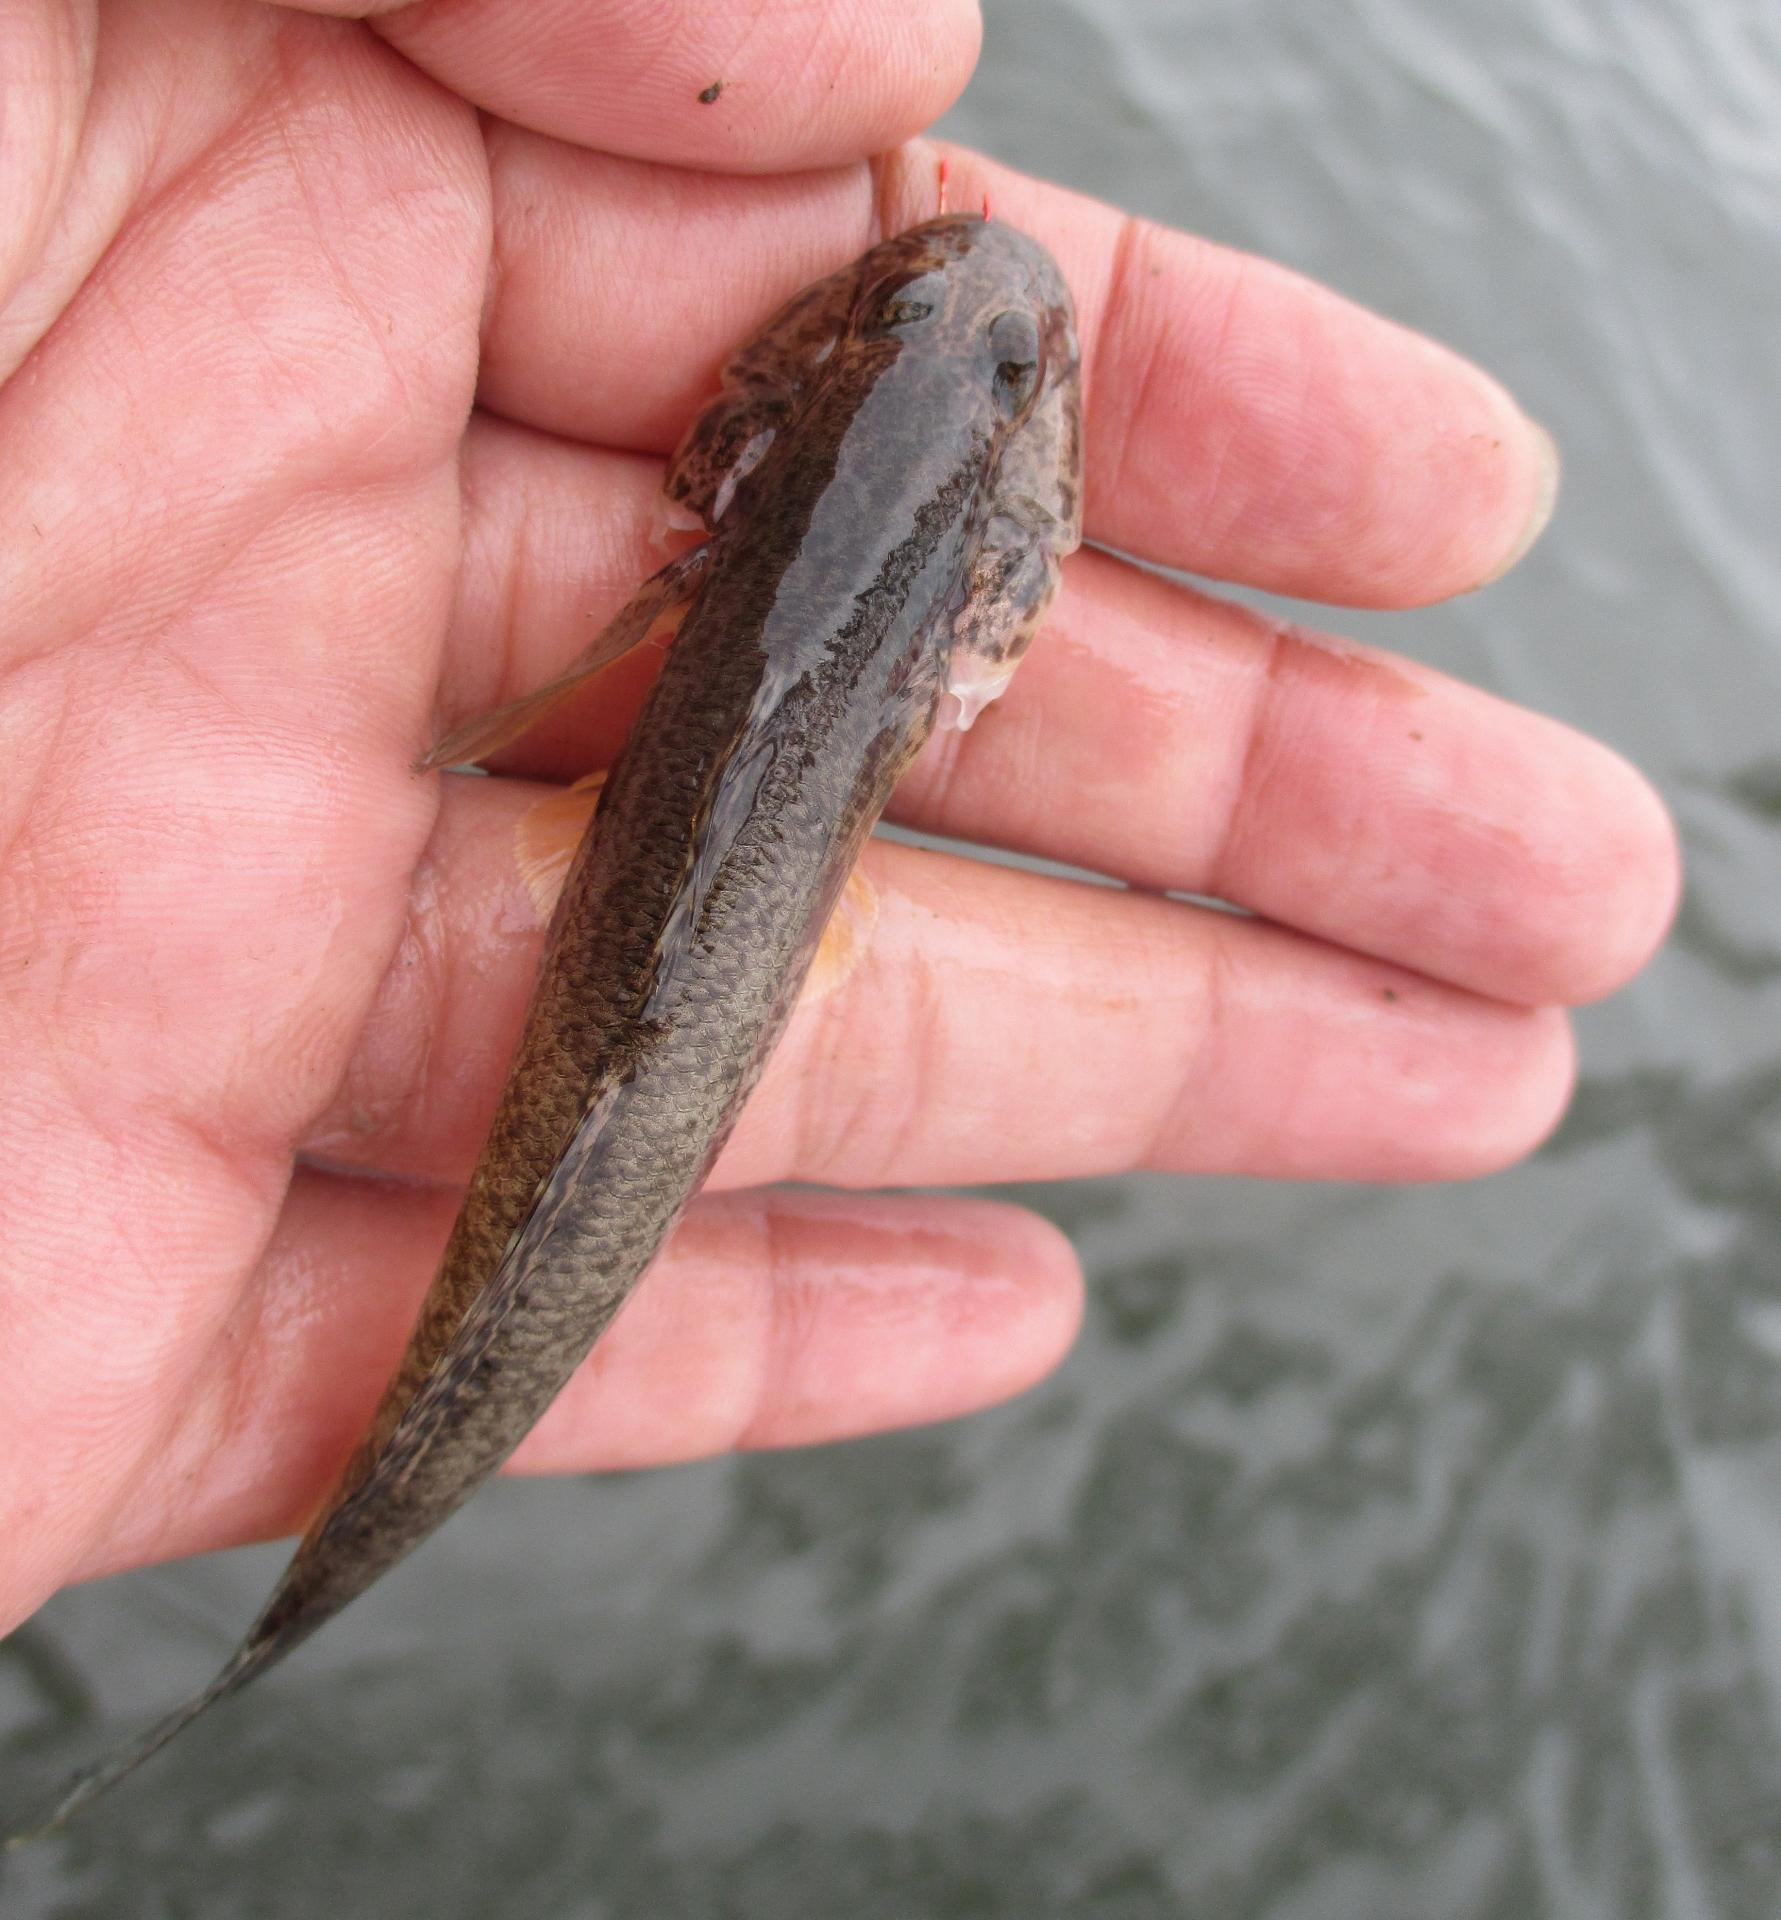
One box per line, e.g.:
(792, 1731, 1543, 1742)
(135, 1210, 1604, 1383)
(10, 213, 1081, 1841)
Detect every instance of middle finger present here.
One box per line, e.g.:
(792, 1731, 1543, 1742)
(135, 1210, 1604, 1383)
(475, 131, 1551, 607)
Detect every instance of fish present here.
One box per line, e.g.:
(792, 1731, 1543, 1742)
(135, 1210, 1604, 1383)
(8, 208, 1083, 1842)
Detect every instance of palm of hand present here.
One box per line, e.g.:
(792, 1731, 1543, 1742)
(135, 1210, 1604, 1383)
(0, 0, 1675, 1640)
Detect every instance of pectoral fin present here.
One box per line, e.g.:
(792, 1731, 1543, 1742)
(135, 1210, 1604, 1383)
(515, 773, 607, 918)
(416, 543, 709, 773)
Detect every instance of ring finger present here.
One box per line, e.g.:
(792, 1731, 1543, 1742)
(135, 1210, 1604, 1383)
(433, 413, 1678, 1009)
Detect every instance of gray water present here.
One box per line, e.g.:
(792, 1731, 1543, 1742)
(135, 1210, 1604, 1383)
(5, 0, 1779, 1913)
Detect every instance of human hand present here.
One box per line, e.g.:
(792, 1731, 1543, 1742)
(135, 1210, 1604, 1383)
(0, 0, 1677, 1638)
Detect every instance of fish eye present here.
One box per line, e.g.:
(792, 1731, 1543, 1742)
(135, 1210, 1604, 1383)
(865, 271, 946, 334)
(988, 309, 1041, 415)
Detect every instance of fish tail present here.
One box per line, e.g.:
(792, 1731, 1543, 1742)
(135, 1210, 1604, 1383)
(5, 1636, 278, 1849)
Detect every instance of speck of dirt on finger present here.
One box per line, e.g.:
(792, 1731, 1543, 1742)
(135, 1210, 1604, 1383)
(698, 80, 724, 104)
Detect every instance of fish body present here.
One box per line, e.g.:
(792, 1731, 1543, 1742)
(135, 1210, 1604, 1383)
(13, 212, 1082, 1838)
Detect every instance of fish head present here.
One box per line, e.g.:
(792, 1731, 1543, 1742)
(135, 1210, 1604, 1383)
(844, 213, 1080, 451)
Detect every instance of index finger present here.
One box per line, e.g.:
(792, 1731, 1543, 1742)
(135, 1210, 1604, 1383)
(476, 136, 1556, 608)
(344, 0, 984, 174)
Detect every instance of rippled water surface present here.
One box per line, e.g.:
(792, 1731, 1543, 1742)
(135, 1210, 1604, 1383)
(6, 0, 1779, 1913)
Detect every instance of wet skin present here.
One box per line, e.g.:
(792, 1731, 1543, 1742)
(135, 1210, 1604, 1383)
(16, 213, 1082, 1839)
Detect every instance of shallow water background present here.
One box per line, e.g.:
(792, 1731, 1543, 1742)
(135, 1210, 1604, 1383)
(5, 0, 1780, 1912)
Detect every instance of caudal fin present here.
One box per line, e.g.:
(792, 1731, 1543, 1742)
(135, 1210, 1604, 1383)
(5, 1639, 275, 1849)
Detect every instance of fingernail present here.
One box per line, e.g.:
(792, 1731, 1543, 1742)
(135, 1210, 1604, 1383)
(1484, 419, 1561, 584)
